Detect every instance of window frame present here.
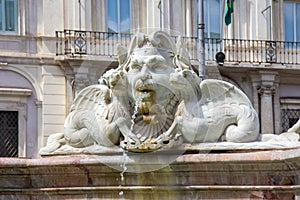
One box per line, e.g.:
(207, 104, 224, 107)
(196, 0, 222, 39)
(107, 0, 131, 34)
(0, 111, 19, 157)
(0, 88, 32, 157)
(284, 1, 300, 42)
(280, 98, 300, 132)
(202, 0, 222, 39)
(0, 0, 18, 34)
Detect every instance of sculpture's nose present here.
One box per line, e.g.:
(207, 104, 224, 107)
(140, 65, 152, 81)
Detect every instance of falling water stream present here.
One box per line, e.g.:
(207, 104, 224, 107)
(119, 92, 147, 198)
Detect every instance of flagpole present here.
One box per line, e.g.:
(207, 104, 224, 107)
(197, 0, 205, 79)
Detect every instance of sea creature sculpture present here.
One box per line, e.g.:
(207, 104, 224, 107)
(40, 31, 260, 154)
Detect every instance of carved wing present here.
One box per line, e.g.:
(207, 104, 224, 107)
(64, 85, 114, 147)
(199, 79, 259, 142)
(199, 79, 252, 106)
(69, 84, 111, 117)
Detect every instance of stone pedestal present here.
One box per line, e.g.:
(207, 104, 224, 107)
(1, 149, 300, 199)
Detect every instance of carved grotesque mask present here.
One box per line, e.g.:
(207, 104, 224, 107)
(125, 41, 176, 124)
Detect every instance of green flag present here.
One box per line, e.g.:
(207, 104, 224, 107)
(224, 0, 234, 26)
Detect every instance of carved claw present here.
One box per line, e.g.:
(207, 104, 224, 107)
(154, 116, 183, 144)
(39, 133, 65, 154)
(154, 133, 170, 144)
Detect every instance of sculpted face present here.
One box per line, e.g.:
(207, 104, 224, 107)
(126, 47, 176, 124)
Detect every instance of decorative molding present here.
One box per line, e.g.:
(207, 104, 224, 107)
(0, 66, 42, 100)
(280, 98, 300, 105)
(0, 88, 32, 96)
(257, 86, 276, 96)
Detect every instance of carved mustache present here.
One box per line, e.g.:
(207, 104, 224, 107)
(135, 79, 155, 92)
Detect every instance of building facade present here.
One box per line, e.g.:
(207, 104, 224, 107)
(0, 0, 299, 158)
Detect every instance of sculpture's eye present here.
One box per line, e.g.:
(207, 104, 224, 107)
(131, 64, 142, 71)
(151, 63, 168, 73)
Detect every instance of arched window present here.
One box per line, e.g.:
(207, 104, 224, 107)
(0, 69, 38, 157)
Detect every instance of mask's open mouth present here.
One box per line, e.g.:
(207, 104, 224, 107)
(136, 86, 155, 124)
(136, 85, 154, 100)
(139, 89, 151, 93)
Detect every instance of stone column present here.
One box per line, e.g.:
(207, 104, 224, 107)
(73, 66, 89, 96)
(91, 0, 107, 31)
(61, 61, 89, 110)
(59, 62, 76, 113)
(185, 0, 192, 37)
(273, 80, 281, 134)
(258, 71, 278, 134)
(258, 86, 275, 134)
(250, 73, 260, 116)
(65, 72, 75, 112)
(36, 100, 43, 153)
(146, 0, 161, 33)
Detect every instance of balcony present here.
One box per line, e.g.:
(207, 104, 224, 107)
(56, 30, 300, 66)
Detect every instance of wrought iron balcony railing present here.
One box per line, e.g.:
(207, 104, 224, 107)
(56, 30, 132, 57)
(56, 30, 300, 65)
(55, 30, 197, 60)
(206, 39, 300, 65)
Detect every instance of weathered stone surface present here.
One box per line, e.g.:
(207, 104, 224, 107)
(40, 141, 300, 156)
(1, 149, 300, 199)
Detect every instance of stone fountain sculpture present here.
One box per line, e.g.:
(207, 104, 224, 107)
(41, 31, 298, 155)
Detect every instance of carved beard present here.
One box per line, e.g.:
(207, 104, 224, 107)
(134, 78, 156, 124)
(139, 102, 154, 124)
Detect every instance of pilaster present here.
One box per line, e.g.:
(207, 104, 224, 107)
(250, 73, 260, 116)
(73, 66, 89, 96)
(258, 85, 276, 134)
(258, 71, 278, 134)
(57, 58, 112, 107)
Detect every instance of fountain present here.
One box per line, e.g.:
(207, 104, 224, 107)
(2, 31, 300, 199)
(40, 31, 300, 155)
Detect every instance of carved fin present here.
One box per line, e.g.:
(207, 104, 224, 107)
(175, 36, 191, 70)
(116, 44, 127, 65)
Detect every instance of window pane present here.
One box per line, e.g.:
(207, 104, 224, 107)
(203, 0, 208, 38)
(0, 0, 2, 30)
(0, 111, 18, 157)
(120, 0, 130, 33)
(284, 2, 294, 42)
(107, 0, 130, 33)
(209, 0, 220, 38)
(203, 0, 221, 38)
(107, 0, 118, 32)
(5, 0, 16, 31)
(296, 3, 300, 42)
